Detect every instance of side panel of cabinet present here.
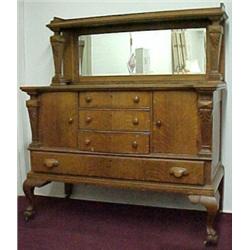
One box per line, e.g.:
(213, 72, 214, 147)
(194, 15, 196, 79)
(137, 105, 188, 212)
(39, 92, 78, 148)
(152, 91, 201, 155)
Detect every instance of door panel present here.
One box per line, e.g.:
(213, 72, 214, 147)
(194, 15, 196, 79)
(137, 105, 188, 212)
(153, 91, 200, 155)
(39, 92, 78, 148)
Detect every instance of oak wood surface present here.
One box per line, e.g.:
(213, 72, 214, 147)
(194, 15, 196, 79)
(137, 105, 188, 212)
(20, 81, 226, 93)
(78, 131, 150, 154)
(39, 92, 78, 148)
(47, 5, 227, 31)
(79, 110, 150, 131)
(26, 163, 223, 196)
(79, 91, 151, 108)
(31, 151, 205, 185)
(153, 91, 201, 155)
(29, 146, 212, 160)
(21, 5, 227, 245)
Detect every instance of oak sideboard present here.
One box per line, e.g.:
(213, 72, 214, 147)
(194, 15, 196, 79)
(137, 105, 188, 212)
(21, 4, 228, 246)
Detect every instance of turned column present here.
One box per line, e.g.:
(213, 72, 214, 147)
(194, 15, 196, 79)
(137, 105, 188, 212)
(23, 178, 50, 221)
(26, 92, 41, 147)
(188, 191, 220, 246)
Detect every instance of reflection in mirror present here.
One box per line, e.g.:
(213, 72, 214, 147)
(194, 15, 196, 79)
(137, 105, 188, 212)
(79, 28, 206, 76)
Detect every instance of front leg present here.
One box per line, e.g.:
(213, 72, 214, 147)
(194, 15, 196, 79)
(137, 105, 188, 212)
(188, 191, 220, 246)
(23, 178, 50, 221)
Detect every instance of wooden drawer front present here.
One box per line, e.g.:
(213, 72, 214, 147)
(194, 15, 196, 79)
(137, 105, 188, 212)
(79, 91, 151, 108)
(78, 132, 149, 154)
(79, 110, 150, 131)
(31, 152, 204, 185)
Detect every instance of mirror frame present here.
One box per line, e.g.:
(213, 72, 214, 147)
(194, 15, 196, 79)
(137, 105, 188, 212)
(47, 4, 227, 86)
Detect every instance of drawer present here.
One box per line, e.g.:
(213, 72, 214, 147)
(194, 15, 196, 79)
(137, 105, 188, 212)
(79, 91, 151, 108)
(78, 132, 149, 154)
(79, 110, 150, 131)
(31, 152, 205, 185)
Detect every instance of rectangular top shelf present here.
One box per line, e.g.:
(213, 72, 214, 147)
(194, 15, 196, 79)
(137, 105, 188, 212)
(47, 4, 228, 31)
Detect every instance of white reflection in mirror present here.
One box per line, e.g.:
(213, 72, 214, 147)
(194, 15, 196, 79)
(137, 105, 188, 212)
(79, 28, 206, 76)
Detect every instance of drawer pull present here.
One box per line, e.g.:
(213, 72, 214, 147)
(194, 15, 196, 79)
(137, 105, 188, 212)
(156, 120, 162, 127)
(85, 139, 91, 146)
(68, 117, 73, 124)
(133, 96, 140, 103)
(133, 118, 139, 125)
(170, 167, 189, 178)
(85, 116, 92, 123)
(44, 159, 59, 168)
(132, 141, 138, 149)
(85, 96, 92, 103)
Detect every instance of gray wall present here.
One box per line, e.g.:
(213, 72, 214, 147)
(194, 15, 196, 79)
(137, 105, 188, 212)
(18, 0, 232, 212)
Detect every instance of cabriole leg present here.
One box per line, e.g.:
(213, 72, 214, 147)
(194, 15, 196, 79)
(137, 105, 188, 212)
(23, 178, 50, 221)
(188, 191, 220, 246)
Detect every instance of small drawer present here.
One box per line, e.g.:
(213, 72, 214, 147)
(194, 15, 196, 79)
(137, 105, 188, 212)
(78, 131, 149, 154)
(31, 152, 205, 185)
(79, 110, 150, 131)
(79, 91, 151, 108)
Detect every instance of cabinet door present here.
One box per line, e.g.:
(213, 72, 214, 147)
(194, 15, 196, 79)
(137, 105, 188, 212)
(39, 92, 78, 148)
(153, 91, 201, 155)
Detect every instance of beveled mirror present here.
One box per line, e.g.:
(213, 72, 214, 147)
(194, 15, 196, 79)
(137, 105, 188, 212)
(79, 28, 206, 76)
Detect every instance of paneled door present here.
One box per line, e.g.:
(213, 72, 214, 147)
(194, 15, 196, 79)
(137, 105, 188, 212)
(39, 92, 78, 148)
(152, 91, 201, 155)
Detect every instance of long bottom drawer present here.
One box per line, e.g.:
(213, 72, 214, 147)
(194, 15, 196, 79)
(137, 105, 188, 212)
(31, 152, 205, 185)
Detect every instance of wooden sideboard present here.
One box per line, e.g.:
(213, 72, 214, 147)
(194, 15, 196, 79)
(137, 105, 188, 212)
(21, 4, 228, 246)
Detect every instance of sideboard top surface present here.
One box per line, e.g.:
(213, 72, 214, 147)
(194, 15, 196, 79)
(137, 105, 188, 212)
(20, 81, 226, 93)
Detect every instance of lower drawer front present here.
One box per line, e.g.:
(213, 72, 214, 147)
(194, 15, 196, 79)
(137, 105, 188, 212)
(31, 152, 205, 185)
(78, 132, 149, 154)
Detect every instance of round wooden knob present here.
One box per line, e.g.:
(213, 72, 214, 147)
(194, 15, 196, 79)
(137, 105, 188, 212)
(132, 141, 138, 149)
(85, 116, 92, 123)
(85, 139, 91, 146)
(133, 118, 139, 125)
(156, 120, 162, 127)
(170, 167, 189, 178)
(85, 96, 92, 103)
(133, 96, 140, 103)
(44, 159, 59, 168)
(68, 117, 73, 124)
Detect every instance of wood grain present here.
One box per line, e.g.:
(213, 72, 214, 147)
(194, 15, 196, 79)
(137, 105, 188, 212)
(78, 131, 149, 154)
(153, 91, 201, 155)
(31, 151, 205, 185)
(79, 110, 150, 131)
(39, 92, 78, 148)
(79, 91, 151, 108)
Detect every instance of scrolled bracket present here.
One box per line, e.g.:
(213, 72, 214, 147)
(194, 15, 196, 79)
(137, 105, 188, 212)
(197, 89, 214, 157)
(26, 92, 41, 148)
